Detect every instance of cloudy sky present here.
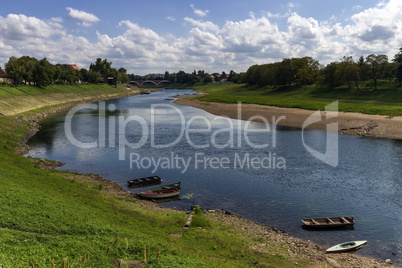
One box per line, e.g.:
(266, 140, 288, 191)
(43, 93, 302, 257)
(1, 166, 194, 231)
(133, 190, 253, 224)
(1, 0, 401, 74)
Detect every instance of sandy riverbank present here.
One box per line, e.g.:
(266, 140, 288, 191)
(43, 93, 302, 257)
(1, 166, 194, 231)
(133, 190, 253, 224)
(174, 95, 402, 140)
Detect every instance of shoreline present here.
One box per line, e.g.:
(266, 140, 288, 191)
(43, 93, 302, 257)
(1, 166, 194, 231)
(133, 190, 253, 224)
(16, 91, 398, 267)
(174, 94, 402, 140)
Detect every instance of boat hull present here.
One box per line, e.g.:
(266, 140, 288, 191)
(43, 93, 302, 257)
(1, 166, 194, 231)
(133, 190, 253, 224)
(326, 240, 367, 253)
(137, 182, 181, 199)
(302, 217, 355, 228)
(127, 176, 162, 187)
(137, 188, 180, 199)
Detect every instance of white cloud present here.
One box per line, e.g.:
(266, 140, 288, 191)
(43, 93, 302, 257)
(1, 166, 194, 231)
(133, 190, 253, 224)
(1, 1, 402, 73)
(342, 0, 402, 56)
(287, 13, 319, 39)
(220, 17, 283, 54)
(190, 4, 209, 17)
(66, 7, 100, 27)
(166, 16, 176, 21)
(184, 17, 219, 32)
(0, 14, 64, 41)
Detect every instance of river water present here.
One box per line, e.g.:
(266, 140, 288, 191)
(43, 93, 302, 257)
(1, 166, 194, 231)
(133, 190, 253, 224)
(27, 90, 401, 265)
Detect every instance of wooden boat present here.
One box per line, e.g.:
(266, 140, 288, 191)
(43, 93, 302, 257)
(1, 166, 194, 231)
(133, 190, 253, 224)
(326, 240, 367, 253)
(127, 176, 162, 187)
(140, 91, 150, 94)
(301, 217, 355, 228)
(137, 182, 181, 199)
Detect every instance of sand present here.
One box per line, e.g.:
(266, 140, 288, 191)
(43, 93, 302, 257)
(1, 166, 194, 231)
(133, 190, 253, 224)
(174, 95, 402, 140)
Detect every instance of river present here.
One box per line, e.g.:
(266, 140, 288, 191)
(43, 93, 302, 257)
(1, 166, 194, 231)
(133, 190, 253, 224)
(27, 89, 402, 265)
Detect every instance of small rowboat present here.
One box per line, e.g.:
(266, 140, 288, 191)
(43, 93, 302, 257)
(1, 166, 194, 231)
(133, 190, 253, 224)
(127, 176, 162, 187)
(301, 217, 355, 228)
(326, 240, 367, 253)
(137, 182, 181, 199)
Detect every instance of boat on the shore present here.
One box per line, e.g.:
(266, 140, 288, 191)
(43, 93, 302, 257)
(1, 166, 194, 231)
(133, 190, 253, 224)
(301, 217, 355, 228)
(326, 240, 367, 253)
(127, 176, 162, 188)
(140, 91, 150, 94)
(137, 182, 181, 199)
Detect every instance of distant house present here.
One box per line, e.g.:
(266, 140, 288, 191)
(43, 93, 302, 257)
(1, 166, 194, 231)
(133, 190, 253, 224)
(210, 74, 228, 82)
(70, 64, 81, 71)
(0, 68, 12, 83)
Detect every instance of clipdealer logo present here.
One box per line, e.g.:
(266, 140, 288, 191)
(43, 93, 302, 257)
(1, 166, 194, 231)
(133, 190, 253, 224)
(64, 101, 339, 172)
(302, 101, 339, 167)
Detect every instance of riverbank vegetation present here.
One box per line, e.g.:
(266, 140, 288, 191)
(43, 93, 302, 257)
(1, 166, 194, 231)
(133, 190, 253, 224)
(190, 82, 402, 116)
(166, 48, 402, 117)
(4, 56, 129, 86)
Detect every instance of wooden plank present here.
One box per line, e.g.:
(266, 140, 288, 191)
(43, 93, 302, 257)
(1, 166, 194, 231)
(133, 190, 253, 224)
(341, 217, 350, 224)
(311, 219, 319, 225)
(326, 218, 335, 224)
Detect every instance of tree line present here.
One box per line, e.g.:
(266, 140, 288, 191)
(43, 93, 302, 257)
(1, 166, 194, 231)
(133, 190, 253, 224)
(5, 47, 402, 90)
(128, 70, 241, 84)
(4, 56, 129, 86)
(243, 48, 402, 90)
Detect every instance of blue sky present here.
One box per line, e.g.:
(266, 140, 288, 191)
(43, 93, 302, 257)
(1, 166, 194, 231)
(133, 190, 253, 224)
(0, 0, 400, 74)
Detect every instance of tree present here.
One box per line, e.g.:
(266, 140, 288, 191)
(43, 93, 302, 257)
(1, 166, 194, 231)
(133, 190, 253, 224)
(164, 71, 170, 80)
(5, 56, 38, 85)
(33, 58, 54, 86)
(228, 70, 240, 83)
(203, 75, 213, 83)
(393, 48, 402, 85)
(87, 70, 102, 83)
(319, 62, 340, 88)
(117, 68, 129, 83)
(276, 60, 293, 86)
(90, 58, 114, 82)
(5, 56, 23, 85)
(365, 54, 388, 90)
(297, 66, 314, 89)
(336, 56, 360, 90)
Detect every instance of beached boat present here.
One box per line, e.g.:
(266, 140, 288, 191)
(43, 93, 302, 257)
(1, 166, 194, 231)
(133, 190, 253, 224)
(140, 91, 150, 94)
(127, 176, 162, 187)
(137, 182, 181, 199)
(301, 217, 355, 228)
(326, 240, 367, 253)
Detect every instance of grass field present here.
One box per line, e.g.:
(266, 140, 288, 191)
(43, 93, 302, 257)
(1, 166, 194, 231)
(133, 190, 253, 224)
(190, 83, 402, 116)
(0, 85, 309, 267)
(0, 84, 135, 116)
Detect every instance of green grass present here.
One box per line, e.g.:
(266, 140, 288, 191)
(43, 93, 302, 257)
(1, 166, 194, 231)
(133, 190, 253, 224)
(0, 87, 310, 267)
(0, 84, 117, 97)
(191, 83, 402, 116)
(0, 84, 137, 116)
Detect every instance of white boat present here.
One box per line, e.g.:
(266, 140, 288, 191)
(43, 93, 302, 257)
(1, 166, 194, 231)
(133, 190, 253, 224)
(326, 240, 367, 253)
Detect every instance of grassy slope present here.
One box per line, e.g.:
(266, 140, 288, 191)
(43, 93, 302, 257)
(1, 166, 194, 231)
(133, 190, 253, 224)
(191, 83, 402, 116)
(0, 84, 132, 115)
(0, 85, 306, 267)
